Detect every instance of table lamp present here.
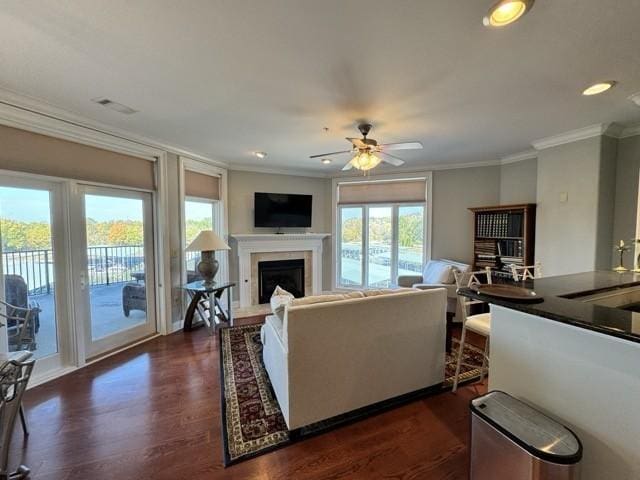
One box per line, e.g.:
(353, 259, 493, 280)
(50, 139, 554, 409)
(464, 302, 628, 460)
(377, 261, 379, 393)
(186, 230, 230, 286)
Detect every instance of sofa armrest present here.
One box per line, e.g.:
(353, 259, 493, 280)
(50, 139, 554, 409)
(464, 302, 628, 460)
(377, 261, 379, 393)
(412, 283, 458, 297)
(397, 275, 423, 288)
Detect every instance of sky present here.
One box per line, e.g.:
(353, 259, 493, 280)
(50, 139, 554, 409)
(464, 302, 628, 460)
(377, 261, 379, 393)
(0, 188, 146, 222)
(0, 187, 52, 222)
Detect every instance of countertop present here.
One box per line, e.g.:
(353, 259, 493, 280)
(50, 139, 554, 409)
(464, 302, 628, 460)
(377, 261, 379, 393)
(458, 271, 640, 343)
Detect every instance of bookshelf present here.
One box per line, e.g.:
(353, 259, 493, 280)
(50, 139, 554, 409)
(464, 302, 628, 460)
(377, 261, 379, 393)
(469, 204, 536, 277)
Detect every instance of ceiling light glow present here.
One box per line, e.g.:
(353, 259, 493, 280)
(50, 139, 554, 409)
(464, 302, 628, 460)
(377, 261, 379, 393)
(254, 151, 267, 159)
(484, 0, 533, 27)
(582, 82, 616, 96)
(321, 158, 331, 164)
(351, 151, 381, 171)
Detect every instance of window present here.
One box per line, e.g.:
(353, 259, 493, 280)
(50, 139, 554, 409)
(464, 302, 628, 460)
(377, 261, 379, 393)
(184, 199, 215, 272)
(338, 204, 426, 288)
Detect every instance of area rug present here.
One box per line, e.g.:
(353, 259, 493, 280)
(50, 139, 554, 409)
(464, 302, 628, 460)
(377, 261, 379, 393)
(219, 323, 485, 466)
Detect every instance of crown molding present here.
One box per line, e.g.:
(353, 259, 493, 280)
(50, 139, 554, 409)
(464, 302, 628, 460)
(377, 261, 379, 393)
(620, 124, 640, 139)
(228, 163, 329, 178)
(500, 149, 538, 165)
(0, 87, 227, 166)
(532, 123, 614, 150)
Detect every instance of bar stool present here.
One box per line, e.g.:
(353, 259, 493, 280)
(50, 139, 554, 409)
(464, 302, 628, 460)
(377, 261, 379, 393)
(452, 267, 492, 393)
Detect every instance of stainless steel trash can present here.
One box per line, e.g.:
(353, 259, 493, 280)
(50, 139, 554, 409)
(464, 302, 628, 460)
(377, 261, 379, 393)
(470, 391, 582, 480)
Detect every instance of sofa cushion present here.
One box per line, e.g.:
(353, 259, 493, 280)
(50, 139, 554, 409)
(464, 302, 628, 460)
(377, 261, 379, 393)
(363, 288, 415, 297)
(291, 294, 348, 307)
(422, 260, 455, 284)
(270, 285, 295, 321)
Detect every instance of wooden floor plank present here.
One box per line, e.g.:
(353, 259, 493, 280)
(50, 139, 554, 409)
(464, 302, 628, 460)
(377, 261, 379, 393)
(12, 317, 487, 480)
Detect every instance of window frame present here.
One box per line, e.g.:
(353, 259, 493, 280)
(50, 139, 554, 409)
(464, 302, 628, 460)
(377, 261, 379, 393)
(332, 172, 432, 291)
(337, 202, 427, 289)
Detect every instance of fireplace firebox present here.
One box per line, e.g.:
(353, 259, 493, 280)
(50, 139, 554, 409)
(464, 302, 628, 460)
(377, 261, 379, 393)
(258, 259, 305, 304)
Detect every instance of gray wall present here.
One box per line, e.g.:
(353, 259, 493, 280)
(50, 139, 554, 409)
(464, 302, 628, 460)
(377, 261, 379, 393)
(431, 166, 501, 264)
(612, 135, 640, 268)
(227, 170, 332, 298)
(535, 137, 606, 276)
(597, 135, 618, 269)
(499, 158, 538, 204)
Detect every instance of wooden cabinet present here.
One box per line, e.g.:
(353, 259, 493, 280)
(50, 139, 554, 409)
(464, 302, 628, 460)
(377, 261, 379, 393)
(469, 204, 536, 277)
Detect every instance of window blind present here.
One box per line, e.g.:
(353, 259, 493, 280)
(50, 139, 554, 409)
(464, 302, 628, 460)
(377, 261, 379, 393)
(184, 170, 220, 200)
(0, 124, 156, 190)
(337, 178, 426, 205)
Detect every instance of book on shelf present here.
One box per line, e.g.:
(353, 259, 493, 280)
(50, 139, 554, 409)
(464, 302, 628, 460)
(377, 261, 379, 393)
(475, 211, 524, 238)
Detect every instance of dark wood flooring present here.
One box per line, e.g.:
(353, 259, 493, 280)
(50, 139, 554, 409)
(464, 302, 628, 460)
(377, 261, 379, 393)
(13, 317, 487, 480)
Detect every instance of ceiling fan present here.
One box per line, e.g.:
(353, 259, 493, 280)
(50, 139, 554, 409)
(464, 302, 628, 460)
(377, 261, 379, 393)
(310, 123, 423, 171)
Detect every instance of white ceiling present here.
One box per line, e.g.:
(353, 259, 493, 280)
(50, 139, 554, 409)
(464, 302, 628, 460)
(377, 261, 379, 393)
(1, 0, 639, 173)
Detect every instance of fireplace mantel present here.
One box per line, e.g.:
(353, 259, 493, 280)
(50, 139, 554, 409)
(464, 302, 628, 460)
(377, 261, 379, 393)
(231, 233, 330, 307)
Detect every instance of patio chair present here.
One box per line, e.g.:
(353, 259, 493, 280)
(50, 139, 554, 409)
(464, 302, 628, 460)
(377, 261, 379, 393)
(4, 275, 40, 334)
(122, 283, 146, 317)
(0, 300, 39, 352)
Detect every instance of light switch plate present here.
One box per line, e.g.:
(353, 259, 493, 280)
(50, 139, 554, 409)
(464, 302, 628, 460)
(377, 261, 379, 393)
(559, 192, 568, 203)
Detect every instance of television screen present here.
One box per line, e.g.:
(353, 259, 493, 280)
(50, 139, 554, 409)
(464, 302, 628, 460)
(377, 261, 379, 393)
(254, 192, 312, 228)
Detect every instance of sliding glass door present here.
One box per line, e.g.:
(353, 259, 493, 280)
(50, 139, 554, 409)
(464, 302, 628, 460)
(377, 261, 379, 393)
(0, 177, 69, 377)
(338, 204, 425, 289)
(74, 186, 156, 359)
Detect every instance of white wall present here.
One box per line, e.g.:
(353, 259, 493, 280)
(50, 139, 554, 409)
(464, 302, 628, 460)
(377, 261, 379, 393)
(612, 135, 640, 267)
(431, 166, 501, 263)
(227, 170, 332, 298)
(535, 137, 604, 276)
(499, 158, 538, 204)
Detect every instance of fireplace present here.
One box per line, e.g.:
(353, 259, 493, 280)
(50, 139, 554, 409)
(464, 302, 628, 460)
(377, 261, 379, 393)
(258, 259, 305, 304)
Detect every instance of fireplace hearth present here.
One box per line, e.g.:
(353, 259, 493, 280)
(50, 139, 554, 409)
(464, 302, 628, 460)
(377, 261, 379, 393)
(258, 259, 305, 304)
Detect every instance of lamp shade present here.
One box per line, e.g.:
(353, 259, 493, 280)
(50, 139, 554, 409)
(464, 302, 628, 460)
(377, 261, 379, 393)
(186, 230, 230, 252)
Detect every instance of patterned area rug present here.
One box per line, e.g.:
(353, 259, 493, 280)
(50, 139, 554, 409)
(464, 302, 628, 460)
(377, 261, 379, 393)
(219, 323, 485, 466)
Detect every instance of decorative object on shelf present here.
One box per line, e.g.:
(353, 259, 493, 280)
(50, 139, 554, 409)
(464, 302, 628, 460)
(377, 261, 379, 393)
(186, 230, 230, 286)
(613, 240, 631, 273)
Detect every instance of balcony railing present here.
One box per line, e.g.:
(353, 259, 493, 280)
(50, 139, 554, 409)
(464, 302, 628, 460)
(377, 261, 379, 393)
(2, 245, 146, 295)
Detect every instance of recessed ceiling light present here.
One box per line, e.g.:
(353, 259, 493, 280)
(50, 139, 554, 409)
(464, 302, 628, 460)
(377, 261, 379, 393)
(321, 158, 331, 164)
(582, 82, 616, 96)
(483, 0, 534, 27)
(254, 151, 267, 159)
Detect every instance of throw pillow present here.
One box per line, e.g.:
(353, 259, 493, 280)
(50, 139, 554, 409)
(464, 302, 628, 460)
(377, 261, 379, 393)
(422, 261, 455, 284)
(270, 285, 295, 321)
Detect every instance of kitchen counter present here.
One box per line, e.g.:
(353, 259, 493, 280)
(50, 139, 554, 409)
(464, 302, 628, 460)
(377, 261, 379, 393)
(459, 270, 640, 343)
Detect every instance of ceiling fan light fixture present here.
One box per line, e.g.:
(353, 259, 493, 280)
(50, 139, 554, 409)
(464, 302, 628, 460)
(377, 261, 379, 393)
(254, 151, 267, 159)
(582, 81, 616, 96)
(352, 151, 381, 171)
(483, 0, 533, 27)
(321, 158, 332, 164)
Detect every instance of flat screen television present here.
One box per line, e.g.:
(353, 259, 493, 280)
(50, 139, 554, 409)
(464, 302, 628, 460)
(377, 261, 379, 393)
(254, 192, 312, 228)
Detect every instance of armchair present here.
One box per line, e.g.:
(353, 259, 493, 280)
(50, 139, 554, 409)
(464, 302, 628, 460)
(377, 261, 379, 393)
(397, 259, 471, 320)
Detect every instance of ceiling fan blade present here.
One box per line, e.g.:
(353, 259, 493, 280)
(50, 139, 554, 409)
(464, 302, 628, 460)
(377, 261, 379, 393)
(379, 141, 423, 151)
(309, 150, 352, 159)
(346, 137, 367, 148)
(342, 160, 354, 171)
(380, 151, 405, 167)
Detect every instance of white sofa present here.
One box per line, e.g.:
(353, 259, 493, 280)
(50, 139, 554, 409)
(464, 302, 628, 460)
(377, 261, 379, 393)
(261, 288, 447, 430)
(397, 258, 472, 320)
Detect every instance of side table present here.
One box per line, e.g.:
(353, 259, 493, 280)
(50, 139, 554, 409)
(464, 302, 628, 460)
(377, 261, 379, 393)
(182, 281, 235, 334)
